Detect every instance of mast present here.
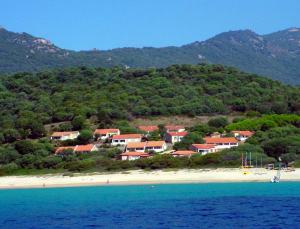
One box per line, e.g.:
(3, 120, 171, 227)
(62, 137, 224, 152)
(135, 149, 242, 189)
(277, 157, 282, 179)
(242, 152, 244, 168)
(256, 155, 258, 168)
(249, 152, 252, 167)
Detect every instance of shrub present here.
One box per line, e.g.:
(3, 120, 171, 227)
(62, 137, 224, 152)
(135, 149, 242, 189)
(208, 117, 229, 128)
(65, 159, 96, 172)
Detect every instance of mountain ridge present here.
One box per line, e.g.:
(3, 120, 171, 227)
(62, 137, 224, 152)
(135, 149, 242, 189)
(0, 27, 300, 84)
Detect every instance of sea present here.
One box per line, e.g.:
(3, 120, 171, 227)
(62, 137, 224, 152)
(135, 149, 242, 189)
(0, 182, 300, 229)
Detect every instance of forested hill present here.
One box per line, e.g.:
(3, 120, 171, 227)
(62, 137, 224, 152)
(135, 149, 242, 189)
(1, 27, 300, 84)
(1, 64, 300, 143)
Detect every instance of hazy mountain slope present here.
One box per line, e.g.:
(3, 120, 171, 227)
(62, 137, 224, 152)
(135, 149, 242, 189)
(0, 27, 300, 84)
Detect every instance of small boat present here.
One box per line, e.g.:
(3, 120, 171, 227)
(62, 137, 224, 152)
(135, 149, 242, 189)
(271, 158, 281, 183)
(271, 176, 280, 183)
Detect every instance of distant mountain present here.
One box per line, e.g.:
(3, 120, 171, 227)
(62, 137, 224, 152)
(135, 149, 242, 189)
(0, 27, 300, 84)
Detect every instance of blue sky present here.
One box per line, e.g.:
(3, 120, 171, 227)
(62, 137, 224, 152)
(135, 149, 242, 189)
(1, 0, 300, 50)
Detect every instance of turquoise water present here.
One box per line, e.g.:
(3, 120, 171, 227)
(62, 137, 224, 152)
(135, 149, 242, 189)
(1, 182, 300, 228)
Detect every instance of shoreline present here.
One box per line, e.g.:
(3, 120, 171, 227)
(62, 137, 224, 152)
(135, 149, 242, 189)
(0, 168, 299, 190)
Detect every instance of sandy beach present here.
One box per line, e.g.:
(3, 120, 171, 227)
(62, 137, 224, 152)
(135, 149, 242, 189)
(0, 168, 299, 189)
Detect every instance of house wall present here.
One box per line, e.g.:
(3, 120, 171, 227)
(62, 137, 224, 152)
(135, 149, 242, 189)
(121, 155, 141, 161)
(126, 147, 145, 152)
(166, 128, 185, 133)
(172, 154, 186, 157)
(191, 146, 213, 155)
(146, 143, 167, 153)
(165, 134, 184, 144)
(127, 143, 167, 153)
(111, 138, 141, 146)
(171, 136, 184, 143)
(172, 153, 194, 158)
(214, 143, 238, 150)
(69, 132, 80, 139)
(237, 136, 248, 141)
(99, 134, 109, 140)
(91, 145, 98, 151)
(97, 131, 120, 140)
(51, 133, 79, 141)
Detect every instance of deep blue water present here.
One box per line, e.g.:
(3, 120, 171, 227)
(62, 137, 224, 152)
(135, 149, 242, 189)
(1, 182, 300, 229)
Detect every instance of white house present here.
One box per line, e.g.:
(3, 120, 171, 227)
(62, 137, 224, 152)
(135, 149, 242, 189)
(94, 128, 120, 140)
(164, 131, 188, 144)
(204, 137, 238, 150)
(232, 130, 254, 142)
(165, 125, 185, 133)
(111, 134, 142, 146)
(120, 152, 150, 161)
(126, 141, 167, 153)
(190, 144, 217, 155)
(50, 131, 80, 141)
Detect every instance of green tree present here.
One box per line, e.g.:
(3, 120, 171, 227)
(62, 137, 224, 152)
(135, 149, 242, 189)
(147, 130, 161, 141)
(173, 132, 204, 150)
(0, 147, 21, 164)
(14, 140, 38, 155)
(3, 129, 21, 143)
(208, 117, 229, 128)
(71, 115, 86, 130)
(77, 130, 93, 144)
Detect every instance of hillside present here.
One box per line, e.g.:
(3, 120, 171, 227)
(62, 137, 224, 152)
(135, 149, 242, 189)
(0, 27, 300, 84)
(1, 64, 300, 174)
(1, 64, 300, 144)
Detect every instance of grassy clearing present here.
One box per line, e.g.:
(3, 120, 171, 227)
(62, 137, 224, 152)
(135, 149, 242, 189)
(129, 114, 243, 128)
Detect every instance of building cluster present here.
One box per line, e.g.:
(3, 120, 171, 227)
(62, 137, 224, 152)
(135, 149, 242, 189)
(50, 125, 254, 161)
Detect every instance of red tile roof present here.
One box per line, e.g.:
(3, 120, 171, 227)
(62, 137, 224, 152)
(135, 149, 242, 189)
(127, 141, 165, 148)
(204, 137, 238, 144)
(126, 142, 146, 148)
(165, 125, 185, 131)
(172, 150, 197, 156)
(55, 146, 75, 154)
(121, 152, 150, 157)
(112, 134, 142, 140)
(51, 131, 79, 137)
(94, 129, 120, 135)
(167, 131, 188, 137)
(192, 144, 216, 149)
(232, 130, 254, 137)
(146, 141, 166, 147)
(138, 125, 158, 132)
(74, 144, 96, 152)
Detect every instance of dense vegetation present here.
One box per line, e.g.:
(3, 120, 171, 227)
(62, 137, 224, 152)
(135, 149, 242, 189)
(1, 64, 300, 145)
(1, 27, 300, 84)
(1, 64, 300, 175)
(0, 114, 300, 175)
